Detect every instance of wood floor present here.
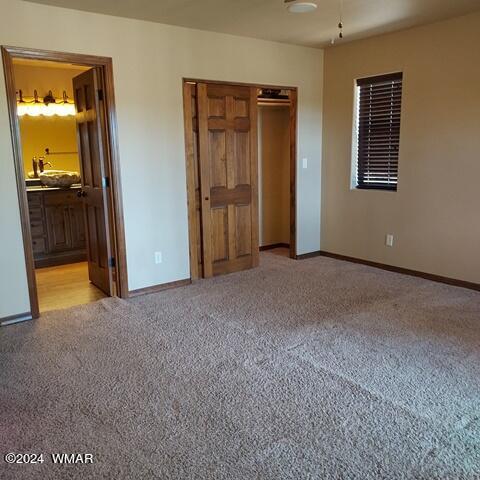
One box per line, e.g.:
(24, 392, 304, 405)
(36, 262, 107, 313)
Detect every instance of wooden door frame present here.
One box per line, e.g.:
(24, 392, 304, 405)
(182, 78, 297, 279)
(1, 45, 129, 320)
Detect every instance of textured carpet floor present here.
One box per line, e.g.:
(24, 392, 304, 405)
(1, 251, 480, 479)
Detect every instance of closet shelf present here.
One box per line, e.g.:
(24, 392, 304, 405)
(257, 97, 291, 107)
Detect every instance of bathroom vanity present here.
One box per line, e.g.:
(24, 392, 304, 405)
(27, 185, 87, 267)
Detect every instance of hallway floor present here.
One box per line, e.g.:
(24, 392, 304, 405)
(36, 262, 106, 312)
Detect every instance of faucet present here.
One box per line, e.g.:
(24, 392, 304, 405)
(32, 157, 38, 178)
(38, 157, 52, 173)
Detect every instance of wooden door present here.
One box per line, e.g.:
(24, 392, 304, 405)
(183, 82, 203, 279)
(73, 68, 112, 295)
(197, 83, 259, 277)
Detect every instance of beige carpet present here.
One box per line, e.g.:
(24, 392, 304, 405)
(1, 251, 479, 479)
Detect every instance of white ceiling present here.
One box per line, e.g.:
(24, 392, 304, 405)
(26, 0, 480, 48)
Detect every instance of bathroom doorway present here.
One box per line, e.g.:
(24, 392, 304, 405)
(2, 46, 128, 320)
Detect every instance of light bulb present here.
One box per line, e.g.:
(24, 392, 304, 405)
(53, 103, 66, 116)
(27, 103, 42, 117)
(17, 104, 27, 116)
(65, 103, 76, 116)
(42, 103, 56, 116)
(55, 103, 75, 116)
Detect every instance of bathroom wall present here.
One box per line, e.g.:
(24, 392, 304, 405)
(0, 0, 323, 318)
(14, 63, 86, 176)
(258, 106, 290, 247)
(19, 116, 80, 175)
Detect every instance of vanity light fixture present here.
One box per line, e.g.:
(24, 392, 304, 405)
(28, 90, 43, 117)
(43, 90, 56, 105)
(42, 90, 57, 117)
(16, 89, 27, 116)
(54, 91, 76, 117)
(16, 89, 76, 117)
(285, 0, 317, 14)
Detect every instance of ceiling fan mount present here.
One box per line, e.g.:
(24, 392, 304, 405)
(284, 0, 318, 14)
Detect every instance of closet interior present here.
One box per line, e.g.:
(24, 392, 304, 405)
(258, 89, 292, 255)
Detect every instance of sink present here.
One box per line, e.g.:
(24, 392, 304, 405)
(39, 170, 81, 188)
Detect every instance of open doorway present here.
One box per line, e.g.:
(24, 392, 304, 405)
(182, 79, 297, 280)
(1, 46, 128, 320)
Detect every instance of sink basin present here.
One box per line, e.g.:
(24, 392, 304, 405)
(39, 170, 81, 188)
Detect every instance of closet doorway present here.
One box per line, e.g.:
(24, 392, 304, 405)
(183, 79, 297, 280)
(258, 92, 293, 257)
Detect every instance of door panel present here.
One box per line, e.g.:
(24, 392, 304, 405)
(73, 68, 112, 295)
(209, 130, 227, 187)
(197, 82, 259, 278)
(86, 205, 99, 264)
(236, 205, 252, 257)
(211, 207, 228, 262)
(45, 205, 71, 252)
(234, 131, 250, 184)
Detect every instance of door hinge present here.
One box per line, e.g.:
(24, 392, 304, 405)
(102, 176, 110, 188)
(108, 257, 116, 268)
(97, 89, 104, 101)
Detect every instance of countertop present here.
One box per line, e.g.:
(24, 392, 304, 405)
(26, 184, 82, 192)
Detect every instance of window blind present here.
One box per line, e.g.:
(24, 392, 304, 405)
(356, 72, 403, 191)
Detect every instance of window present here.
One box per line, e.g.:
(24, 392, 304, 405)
(354, 72, 403, 191)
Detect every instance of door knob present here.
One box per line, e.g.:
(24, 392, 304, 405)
(77, 190, 87, 198)
(204, 196, 209, 201)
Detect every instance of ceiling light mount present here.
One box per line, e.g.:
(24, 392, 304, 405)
(285, 0, 317, 14)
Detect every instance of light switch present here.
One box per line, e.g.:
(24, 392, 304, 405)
(302, 158, 308, 169)
(154, 251, 162, 264)
(385, 234, 394, 247)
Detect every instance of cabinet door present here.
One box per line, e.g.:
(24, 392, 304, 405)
(70, 203, 86, 249)
(45, 205, 72, 252)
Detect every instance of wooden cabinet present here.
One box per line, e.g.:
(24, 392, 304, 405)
(69, 204, 87, 249)
(27, 189, 87, 268)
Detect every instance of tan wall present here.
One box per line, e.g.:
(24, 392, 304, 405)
(13, 64, 80, 98)
(258, 106, 290, 247)
(322, 12, 480, 283)
(14, 64, 84, 175)
(0, 0, 323, 317)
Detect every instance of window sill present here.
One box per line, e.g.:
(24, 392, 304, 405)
(354, 185, 397, 192)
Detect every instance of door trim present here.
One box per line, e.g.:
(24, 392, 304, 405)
(1, 45, 129, 319)
(182, 79, 298, 278)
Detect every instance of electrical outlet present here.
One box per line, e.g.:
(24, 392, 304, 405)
(385, 234, 394, 247)
(302, 158, 308, 169)
(154, 251, 162, 264)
